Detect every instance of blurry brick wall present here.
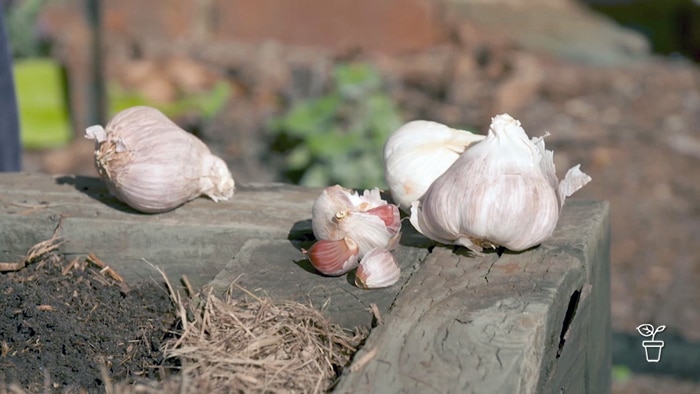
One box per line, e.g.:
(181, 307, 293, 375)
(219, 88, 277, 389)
(102, 0, 447, 53)
(212, 0, 445, 53)
(39, 0, 448, 134)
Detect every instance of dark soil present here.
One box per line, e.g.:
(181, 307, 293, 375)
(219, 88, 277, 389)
(0, 252, 178, 393)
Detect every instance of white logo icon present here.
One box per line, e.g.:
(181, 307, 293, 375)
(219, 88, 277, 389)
(636, 324, 666, 363)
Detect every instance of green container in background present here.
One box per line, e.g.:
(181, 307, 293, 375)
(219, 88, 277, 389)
(14, 58, 72, 149)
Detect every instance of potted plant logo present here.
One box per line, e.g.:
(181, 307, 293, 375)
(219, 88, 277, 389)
(636, 324, 666, 362)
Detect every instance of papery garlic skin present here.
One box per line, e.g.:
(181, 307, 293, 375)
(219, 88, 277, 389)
(311, 186, 385, 241)
(384, 120, 484, 210)
(410, 114, 591, 252)
(85, 106, 234, 213)
(311, 185, 400, 258)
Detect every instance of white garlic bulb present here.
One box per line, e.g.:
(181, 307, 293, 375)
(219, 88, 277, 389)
(85, 106, 235, 213)
(384, 120, 484, 210)
(306, 185, 401, 276)
(409, 113, 591, 252)
(355, 247, 401, 289)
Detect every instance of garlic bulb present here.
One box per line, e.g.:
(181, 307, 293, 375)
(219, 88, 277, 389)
(409, 113, 591, 252)
(355, 247, 401, 289)
(384, 120, 484, 210)
(85, 106, 234, 213)
(306, 185, 401, 276)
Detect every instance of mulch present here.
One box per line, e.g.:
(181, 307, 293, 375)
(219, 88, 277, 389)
(0, 234, 368, 393)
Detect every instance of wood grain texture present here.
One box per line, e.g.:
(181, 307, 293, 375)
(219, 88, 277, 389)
(208, 238, 428, 328)
(0, 173, 429, 328)
(0, 173, 324, 288)
(335, 200, 610, 393)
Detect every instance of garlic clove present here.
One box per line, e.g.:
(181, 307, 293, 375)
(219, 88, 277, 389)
(311, 185, 402, 257)
(409, 113, 591, 252)
(384, 120, 484, 210)
(354, 247, 401, 289)
(85, 106, 235, 213)
(365, 204, 401, 234)
(340, 210, 400, 258)
(305, 237, 360, 276)
(311, 185, 359, 241)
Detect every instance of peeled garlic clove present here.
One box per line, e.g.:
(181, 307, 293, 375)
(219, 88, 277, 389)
(354, 247, 400, 289)
(311, 185, 402, 257)
(85, 106, 234, 213)
(410, 113, 591, 252)
(305, 237, 360, 276)
(384, 120, 484, 210)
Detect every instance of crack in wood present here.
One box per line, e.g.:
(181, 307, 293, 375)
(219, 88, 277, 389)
(338, 285, 371, 310)
(483, 255, 499, 284)
(556, 288, 582, 358)
(402, 371, 441, 393)
(390, 250, 432, 309)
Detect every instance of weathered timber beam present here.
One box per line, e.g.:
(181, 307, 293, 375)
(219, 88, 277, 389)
(0, 172, 610, 391)
(334, 199, 610, 393)
(0, 173, 428, 328)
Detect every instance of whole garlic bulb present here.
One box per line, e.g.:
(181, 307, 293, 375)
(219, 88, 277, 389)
(305, 185, 401, 276)
(410, 113, 591, 252)
(384, 120, 484, 210)
(85, 106, 235, 213)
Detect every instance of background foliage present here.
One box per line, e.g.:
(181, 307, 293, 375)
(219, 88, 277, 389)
(268, 62, 402, 189)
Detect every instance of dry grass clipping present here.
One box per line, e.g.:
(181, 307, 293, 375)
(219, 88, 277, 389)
(0, 223, 65, 272)
(158, 284, 368, 394)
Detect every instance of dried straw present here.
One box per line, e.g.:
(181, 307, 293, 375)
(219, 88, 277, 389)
(157, 288, 367, 393)
(155, 283, 368, 393)
(0, 222, 65, 272)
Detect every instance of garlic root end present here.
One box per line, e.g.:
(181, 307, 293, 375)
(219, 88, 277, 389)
(199, 155, 235, 202)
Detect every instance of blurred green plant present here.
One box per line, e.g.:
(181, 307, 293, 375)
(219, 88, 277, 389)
(611, 364, 632, 384)
(268, 62, 402, 189)
(109, 81, 231, 120)
(4, 0, 48, 59)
